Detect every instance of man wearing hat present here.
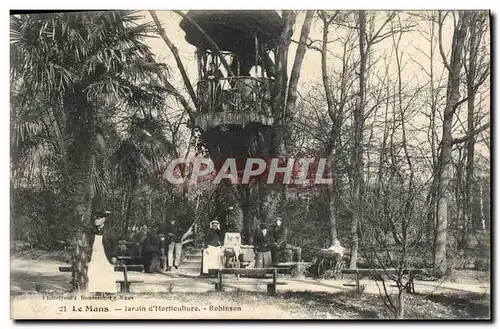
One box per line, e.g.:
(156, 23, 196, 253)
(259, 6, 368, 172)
(202, 220, 224, 275)
(87, 211, 118, 294)
(253, 223, 274, 268)
(271, 216, 302, 264)
(164, 218, 183, 271)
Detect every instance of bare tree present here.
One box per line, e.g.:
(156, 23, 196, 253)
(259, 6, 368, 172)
(434, 11, 471, 274)
(317, 10, 352, 243)
(462, 12, 490, 249)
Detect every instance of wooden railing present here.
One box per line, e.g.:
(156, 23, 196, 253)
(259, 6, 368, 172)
(195, 76, 274, 129)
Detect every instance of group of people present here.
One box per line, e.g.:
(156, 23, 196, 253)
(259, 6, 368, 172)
(201, 216, 302, 274)
(128, 218, 184, 274)
(254, 216, 302, 268)
(85, 211, 182, 295)
(83, 210, 304, 295)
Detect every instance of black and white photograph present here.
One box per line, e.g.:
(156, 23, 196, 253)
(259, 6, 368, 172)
(9, 9, 491, 319)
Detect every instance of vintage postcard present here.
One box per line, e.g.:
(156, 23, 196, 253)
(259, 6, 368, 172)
(10, 9, 491, 320)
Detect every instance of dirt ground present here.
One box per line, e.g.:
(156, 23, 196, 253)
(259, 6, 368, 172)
(10, 256, 491, 319)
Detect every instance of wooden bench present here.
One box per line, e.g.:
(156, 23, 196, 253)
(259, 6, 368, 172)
(59, 264, 144, 292)
(116, 279, 144, 293)
(116, 255, 144, 265)
(275, 262, 312, 277)
(341, 268, 428, 293)
(209, 268, 287, 295)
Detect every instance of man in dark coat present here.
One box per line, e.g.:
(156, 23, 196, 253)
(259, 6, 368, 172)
(271, 216, 302, 264)
(142, 226, 161, 273)
(271, 216, 287, 264)
(164, 218, 183, 271)
(254, 224, 274, 268)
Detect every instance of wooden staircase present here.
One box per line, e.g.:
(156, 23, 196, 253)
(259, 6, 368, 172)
(179, 248, 202, 275)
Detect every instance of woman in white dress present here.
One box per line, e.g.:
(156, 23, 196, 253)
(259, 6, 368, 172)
(87, 211, 118, 295)
(202, 220, 224, 275)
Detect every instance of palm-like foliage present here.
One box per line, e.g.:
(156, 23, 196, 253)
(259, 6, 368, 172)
(11, 11, 170, 194)
(111, 115, 176, 196)
(11, 11, 160, 96)
(11, 11, 180, 288)
(10, 10, 178, 260)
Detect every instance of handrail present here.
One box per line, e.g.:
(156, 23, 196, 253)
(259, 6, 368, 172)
(197, 76, 273, 84)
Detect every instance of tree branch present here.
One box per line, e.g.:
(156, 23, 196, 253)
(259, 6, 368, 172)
(368, 11, 396, 47)
(452, 67, 490, 113)
(272, 11, 296, 122)
(285, 11, 315, 117)
(438, 11, 452, 72)
(452, 122, 490, 145)
(149, 10, 198, 110)
(172, 10, 234, 77)
(155, 71, 196, 124)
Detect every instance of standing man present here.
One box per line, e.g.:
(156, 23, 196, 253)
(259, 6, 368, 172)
(142, 226, 161, 273)
(254, 224, 274, 268)
(165, 218, 183, 271)
(271, 216, 302, 264)
(271, 216, 286, 264)
(87, 210, 118, 295)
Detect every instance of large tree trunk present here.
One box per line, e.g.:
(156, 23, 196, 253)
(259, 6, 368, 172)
(259, 181, 283, 225)
(260, 11, 313, 228)
(217, 183, 244, 233)
(350, 10, 366, 269)
(69, 148, 94, 291)
(434, 11, 471, 274)
(327, 183, 337, 242)
(239, 185, 254, 244)
(285, 11, 314, 121)
(426, 14, 439, 250)
(319, 12, 341, 244)
(65, 85, 97, 291)
(463, 12, 481, 249)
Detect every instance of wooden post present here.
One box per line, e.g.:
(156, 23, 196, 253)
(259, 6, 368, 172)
(217, 269, 223, 291)
(355, 269, 360, 292)
(406, 271, 412, 294)
(267, 268, 277, 295)
(273, 268, 277, 291)
(123, 265, 129, 293)
(410, 271, 415, 293)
